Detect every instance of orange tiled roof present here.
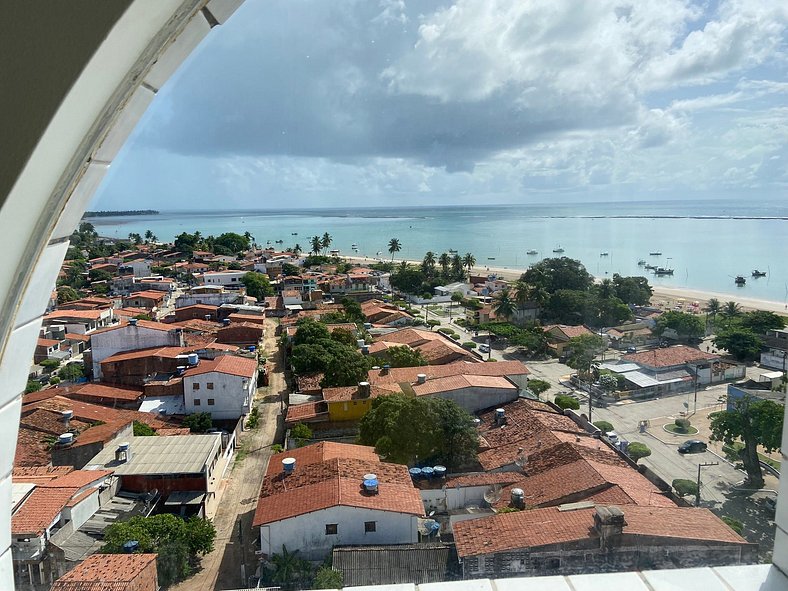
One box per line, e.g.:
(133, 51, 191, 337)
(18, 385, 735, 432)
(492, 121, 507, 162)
(454, 505, 747, 558)
(412, 374, 515, 396)
(36, 469, 113, 489)
(69, 383, 144, 402)
(46, 309, 107, 320)
(51, 553, 157, 591)
(265, 442, 380, 477)
(443, 472, 522, 488)
(285, 401, 328, 423)
(183, 355, 257, 378)
(368, 360, 529, 387)
(543, 324, 594, 340)
(12, 466, 73, 484)
(253, 456, 424, 526)
(623, 345, 718, 368)
(102, 346, 187, 363)
(12, 486, 79, 535)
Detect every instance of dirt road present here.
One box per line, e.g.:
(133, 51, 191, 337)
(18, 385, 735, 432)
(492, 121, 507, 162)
(172, 318, 286, 591)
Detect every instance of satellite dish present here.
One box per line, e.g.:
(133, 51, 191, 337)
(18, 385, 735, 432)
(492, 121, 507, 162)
(484, 485, 503, 504)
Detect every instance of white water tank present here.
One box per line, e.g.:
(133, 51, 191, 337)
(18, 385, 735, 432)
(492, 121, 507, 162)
(417, 373, 427, 384)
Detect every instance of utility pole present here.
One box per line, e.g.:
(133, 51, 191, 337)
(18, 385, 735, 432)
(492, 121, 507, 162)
(696, 461, 718, 507)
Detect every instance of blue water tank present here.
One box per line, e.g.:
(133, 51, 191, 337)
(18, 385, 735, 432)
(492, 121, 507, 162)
(421, 466, 435, 479)
(433, 465, 447, 478)
(248, 345, 256, 352)
(363, 478, 379, 494)
(409, 467, 422, 480)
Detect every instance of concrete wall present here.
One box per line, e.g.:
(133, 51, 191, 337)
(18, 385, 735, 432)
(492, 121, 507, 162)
(424, 386, 519, 415)
(90, 325, 182, 378)
(182, 370, 254, 419)
(260, 506, 419, 561)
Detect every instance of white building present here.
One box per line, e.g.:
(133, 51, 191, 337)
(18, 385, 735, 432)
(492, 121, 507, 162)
(119, 259, 152, 277)
(194, 270, 248, 288)
(89, 318, 184, 379)
(252, 442, 424, 560)
(182, 355, 257, 419)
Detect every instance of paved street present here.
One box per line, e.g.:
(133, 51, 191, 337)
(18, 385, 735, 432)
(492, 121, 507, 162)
(171, 318, 284, 591)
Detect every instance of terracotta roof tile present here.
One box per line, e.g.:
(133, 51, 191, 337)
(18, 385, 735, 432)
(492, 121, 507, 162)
(51, 553, 158, 591)
(443, 472, 522, 488)
(183, 355, 257, 378)
(69, 383, 144, 402)
(285, 401, 328, 423)
(12, 466, 73, 484)
(368, 360, 529, 387)
(37, 469, 113, 489)
(12, 486, 79, 535)
(265, 442, 380, 476)
(412, 374, 515, 396)
(623, 345, 718, 368)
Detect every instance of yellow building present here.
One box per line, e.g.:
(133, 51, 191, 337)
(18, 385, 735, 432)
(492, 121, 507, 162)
(323, 382, 390, 422)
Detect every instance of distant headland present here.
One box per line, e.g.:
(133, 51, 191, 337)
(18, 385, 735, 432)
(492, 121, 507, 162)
(83, 210, 159, 217)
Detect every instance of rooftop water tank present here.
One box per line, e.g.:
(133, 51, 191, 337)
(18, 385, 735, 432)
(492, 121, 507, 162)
(122, 540, 139, 553)
(248, 345, 256, 352)
(357, 339, 366, 348)
(511, 487, 525, 509)
(128, 318, 138, 326)
(433, 465, 447, 478)
(421, 466, 434, 479)
(58, 433, 74, 446)
(187, 353, 199, 366)
(282, 457, 296, 474)
(409, 467, 422, 480)
(118, 442, 130, 451)
(61, 409, 73, 421)
(417, 373, 427, 384)
(362, 478, 379, 494)
(363, 473, 378, 482)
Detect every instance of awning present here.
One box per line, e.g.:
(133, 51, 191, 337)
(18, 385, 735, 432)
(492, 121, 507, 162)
(165, 491, 205, 506)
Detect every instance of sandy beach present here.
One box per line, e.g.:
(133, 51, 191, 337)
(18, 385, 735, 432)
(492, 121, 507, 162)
(344, 255, 788, 315)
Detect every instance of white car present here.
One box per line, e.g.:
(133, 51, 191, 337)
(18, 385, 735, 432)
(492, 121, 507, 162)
(479, 344, 490, 353)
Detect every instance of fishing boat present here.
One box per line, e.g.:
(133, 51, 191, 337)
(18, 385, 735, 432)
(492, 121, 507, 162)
(654, 267, 674, 276)
(487, 257, 496, 260)
(600, 252, 609, 256)
(637, 259, 646, 266)
(291, 232, 298, 235)
(735, 275, 746, 285)
(351, 243, 358, 249)
(649, 251, 662, 256)
(448, 249, 458, 254)
(644, 263, 656, 270)
(526, 250, 538, 255)
(274, 239, 283, 244)
(752, 270, 767, 277)
(552, 246, 565, 253)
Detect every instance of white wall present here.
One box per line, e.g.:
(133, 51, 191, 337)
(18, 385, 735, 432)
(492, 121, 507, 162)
(260, 506, 419, 561)
(60, 490, 99, 534)
(425, 386, 519, 414)
(176, 292, 241, 308)
(199, 271, 247, 286)
(183, 370, 254, 419)
(90, 325, 182, 378)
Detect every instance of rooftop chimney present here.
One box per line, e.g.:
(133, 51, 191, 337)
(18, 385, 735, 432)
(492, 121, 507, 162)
(382, 364, 391, 375)
(417, 373, 427, 384)
(115, 442, 132, 464)
(594, 506, 626, 547)
(358, 381, 371, 398)
(510, 487, 525, 509)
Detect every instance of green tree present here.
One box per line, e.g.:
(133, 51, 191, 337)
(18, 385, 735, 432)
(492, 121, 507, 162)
(330, 328, 358, 347)
(321, 232, 332, 254)
(462, 252, 476, 278)
(593, 420, 614, 433)
(290, 343, 334, 374)
(491, 286, 516, 321)
(40, 359, 60, 371)
(713, 328, 763, 361)
(421, 251, 436, 277)
(544, 289, 590, 325)
(521, 257, 593, 294)
(58, 363, 84, 382)
(340, 297, 365, 323)
(385, 345, 427, 368)
(359, 394, 478, 469)
(213, 232, 251, 254)
(102, 514, 215, 588)
(133, 421, 157, 436)
(672, 478, 698, 497)
(25, 380, 42, 393)
(310, 235, 322, 255)
(241, 271, 274, 301)
(565, 334, 605, 380)
(527, 379, 551, 397)
(739, 310, 786, 335)
(598, 374, 619, 392)
(388, 238, 401, 260)
(722, 301, 742, 318)
(626, 442, 651, 463)
(704, 298, 721, 329)
(611, 274, 653, 305)
(281, 263, 300, 276)
(437, 252, 450, 276)
(554, 394, 580, 410)
(313, 566, 343, 589)
(655, 310, 705, 339)
(264, 545, 313, 590)
(183, 412, 212, 433)
(710, 394, 784, 487)
(321, 346, 371, 387)
(721, 516, 744, 535)
(291, 423, 313, 447)
(293, 318, 331, 346)
(57, 286, 80, 303)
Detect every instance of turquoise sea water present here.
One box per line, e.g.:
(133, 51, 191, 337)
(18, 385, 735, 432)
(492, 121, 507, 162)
(88, 199, 788, 303)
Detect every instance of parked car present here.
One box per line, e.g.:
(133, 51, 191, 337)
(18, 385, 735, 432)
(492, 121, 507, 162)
(678, 440, 707, 454)
(625, 346, 637, 354)
(479, 344, 490, 353)
(764, 496, 777, 515)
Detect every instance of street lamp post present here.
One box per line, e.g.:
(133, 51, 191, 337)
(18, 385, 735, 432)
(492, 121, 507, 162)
(695, 461, 719, 507)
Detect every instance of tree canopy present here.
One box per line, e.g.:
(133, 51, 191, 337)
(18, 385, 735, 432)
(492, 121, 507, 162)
(611, 274, 653, 305)
(383, 345, 427, 368)
(102, 514, 215, 587)
(241, 271, 274, 301)
(710, 395, 784, 488)
(358, 394, 478, 469)
(626, 442, 651, 462)
(564, 334, 605, 379)
(655, 310, 705, 338)
(713, 328, 763, 361)
(521, 257, 593, 294)
(183, 412, 212, 433)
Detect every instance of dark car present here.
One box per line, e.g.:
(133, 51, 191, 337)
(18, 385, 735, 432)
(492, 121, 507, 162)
(678, 439, 707, 454)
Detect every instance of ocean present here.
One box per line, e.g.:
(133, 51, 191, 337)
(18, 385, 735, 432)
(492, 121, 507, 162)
(87, 199, 788, 304)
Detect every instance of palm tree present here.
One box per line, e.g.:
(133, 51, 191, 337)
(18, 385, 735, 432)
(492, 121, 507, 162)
(321, 232, 332, 254)
(292, 243, 302, 255)
(722, 300, 742, 318)
(462, 252, 476, 278)
(243, 230, 255, 248)
(144, 229, 154, 243)
(491, 286, 516, 321)
(388, 238, 401, 261)
(704, 297, 721, 332)
(265, 545, 311, 590)
(310, 235, 322, 255)
(422, 251, 436, 276)
(599, 278, 614, 299)
(438, 252, 451, 276)
(451, 254, 463, 280)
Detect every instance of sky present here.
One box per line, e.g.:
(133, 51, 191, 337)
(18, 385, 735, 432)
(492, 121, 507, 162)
(92, 0, 788, 210)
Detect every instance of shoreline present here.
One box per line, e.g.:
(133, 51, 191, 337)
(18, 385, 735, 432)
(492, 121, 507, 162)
(344, 255, 788, 314)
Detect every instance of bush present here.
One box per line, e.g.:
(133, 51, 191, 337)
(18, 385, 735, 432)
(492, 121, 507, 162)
(426, 319, 441, 328)
(49, 376, 61, 385)
(291, 422, 313, 447)
(555, 394, 580, 410)
(25, 380, 42, 394)
(527, 379, 551, 396)
(246, 406, 260, 429)
(462, 341, 477, 349)
(270, 444, 284, 453)
(133, 421, 157, 436)
(184, 412, 212, 433)
(437, 327, 454, 336)
(672, 478, 698, 497)
(593, 420, 614, 433)
(674, 417, 691, 433)
(721, 516, 743, 535)
(40, 359, 60, 371)
(626, 442, 652, 462)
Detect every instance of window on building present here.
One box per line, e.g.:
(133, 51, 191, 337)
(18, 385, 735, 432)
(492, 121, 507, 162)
(207, 398, 215, 405)
(193, 383, 200, 390)
(194, 399, 201, 406)
(364, 521, 376, 533)
(207, 382, 214, 389)
(325, 524, 338, 535)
